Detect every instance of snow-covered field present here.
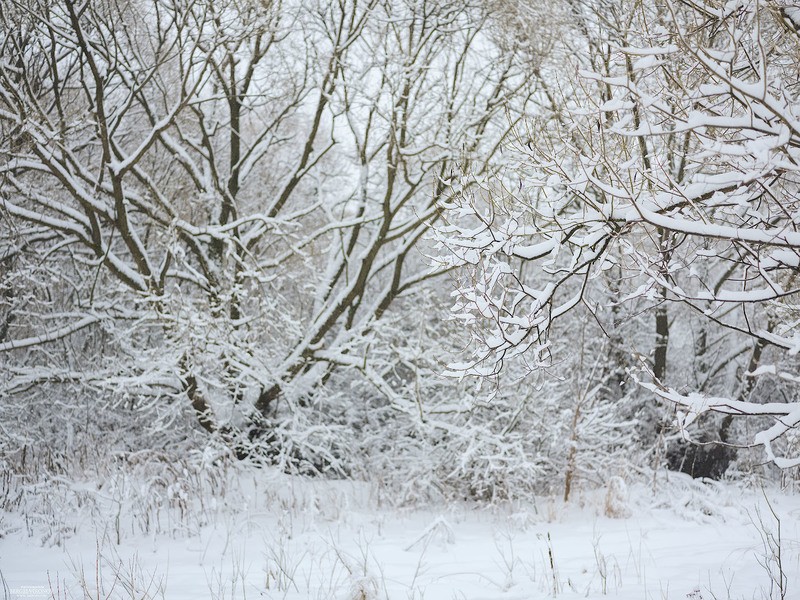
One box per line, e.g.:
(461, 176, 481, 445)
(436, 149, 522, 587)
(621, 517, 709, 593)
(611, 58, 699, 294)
(2, 470, 799, 600)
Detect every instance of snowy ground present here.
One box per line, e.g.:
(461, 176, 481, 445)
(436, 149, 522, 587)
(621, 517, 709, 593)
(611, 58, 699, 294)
(2, 470, 799, 600)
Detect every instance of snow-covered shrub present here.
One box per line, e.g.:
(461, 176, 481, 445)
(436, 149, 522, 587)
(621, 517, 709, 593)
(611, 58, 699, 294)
(603, 476, 631, 519)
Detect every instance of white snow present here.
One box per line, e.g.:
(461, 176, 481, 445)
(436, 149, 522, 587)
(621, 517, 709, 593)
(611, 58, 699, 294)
(2, 472, 798, 600)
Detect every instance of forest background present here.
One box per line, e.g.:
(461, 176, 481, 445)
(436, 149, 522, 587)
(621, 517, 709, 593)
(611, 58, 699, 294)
(3, 0, 800, 524)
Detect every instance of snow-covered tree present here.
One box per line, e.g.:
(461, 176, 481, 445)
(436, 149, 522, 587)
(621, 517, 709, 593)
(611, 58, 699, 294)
(0, 0, 536, 468)
(437, 0, 800, 470)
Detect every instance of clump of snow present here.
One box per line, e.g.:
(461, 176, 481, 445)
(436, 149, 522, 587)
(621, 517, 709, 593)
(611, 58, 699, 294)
(603, 476, 632, 519)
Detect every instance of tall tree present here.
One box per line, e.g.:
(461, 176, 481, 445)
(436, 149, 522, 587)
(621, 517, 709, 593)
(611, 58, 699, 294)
(0, 0, 536, 466)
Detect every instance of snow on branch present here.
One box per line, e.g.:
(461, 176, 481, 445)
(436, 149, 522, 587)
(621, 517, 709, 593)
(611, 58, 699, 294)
(0, 314, 103, 352)
(636, 377, 800, 469)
